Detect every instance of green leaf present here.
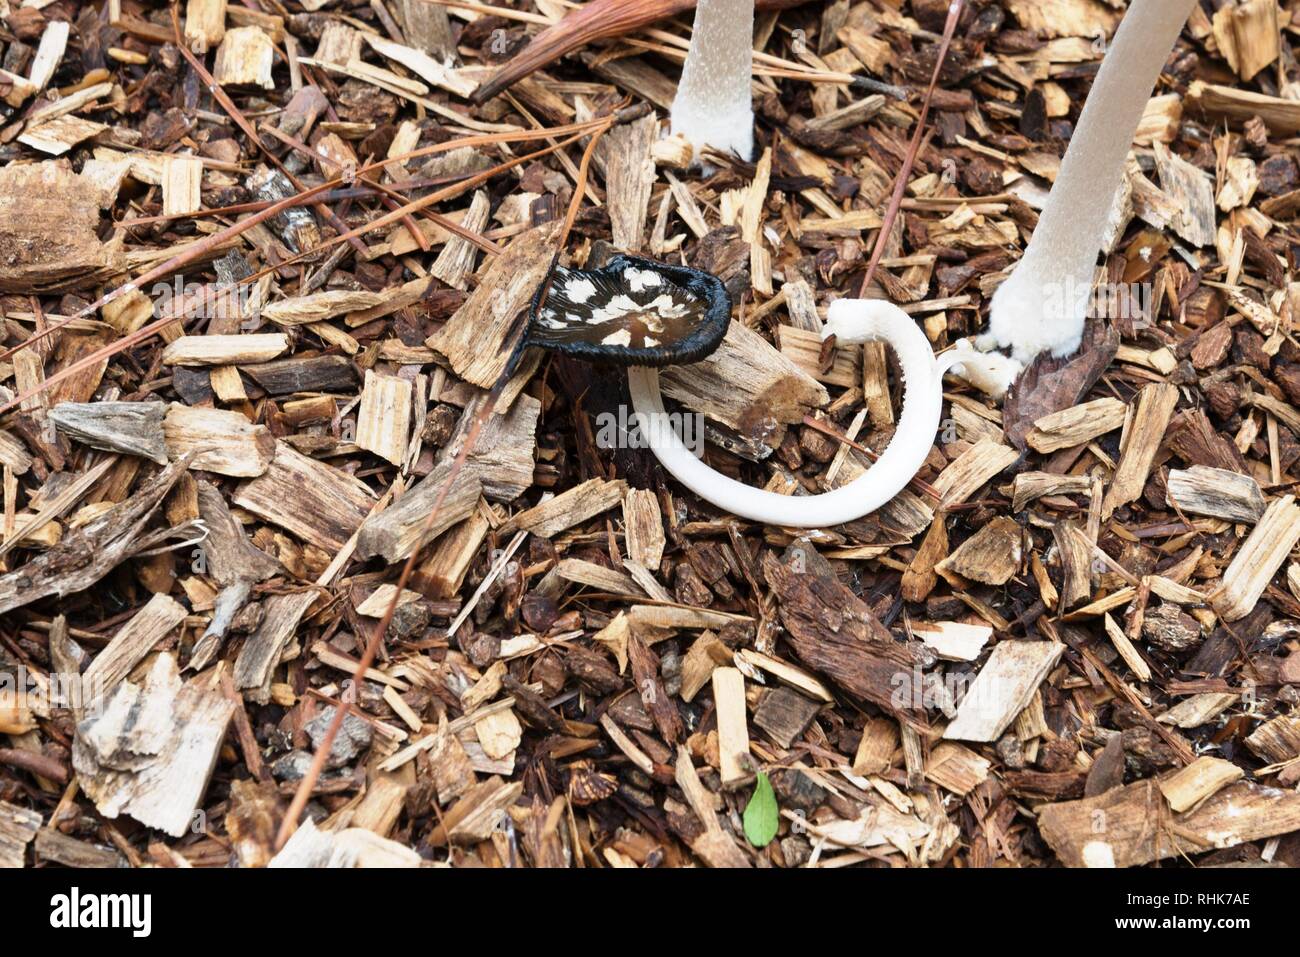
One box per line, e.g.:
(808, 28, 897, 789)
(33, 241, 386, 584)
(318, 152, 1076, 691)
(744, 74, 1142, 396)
(742, 772, 779, 848)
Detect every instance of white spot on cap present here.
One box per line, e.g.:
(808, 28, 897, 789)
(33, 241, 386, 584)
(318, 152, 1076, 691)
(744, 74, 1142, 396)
(564, 277, 598, 303)
(624, 267, 662, 292)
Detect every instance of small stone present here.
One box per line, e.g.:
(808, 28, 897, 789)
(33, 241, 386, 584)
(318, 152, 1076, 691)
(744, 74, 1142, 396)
(305, 706, 373, 770)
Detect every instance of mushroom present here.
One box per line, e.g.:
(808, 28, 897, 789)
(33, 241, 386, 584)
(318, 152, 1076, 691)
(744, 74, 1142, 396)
(525, 257, 999, 527)
(963, 0, 1196, 396)
(670, 0, 757, 162)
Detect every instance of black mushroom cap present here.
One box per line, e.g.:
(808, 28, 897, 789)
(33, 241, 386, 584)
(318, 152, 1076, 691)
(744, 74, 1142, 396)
(524, 253, 731, 367)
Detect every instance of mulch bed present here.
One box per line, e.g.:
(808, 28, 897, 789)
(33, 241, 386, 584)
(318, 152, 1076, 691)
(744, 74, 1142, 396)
(2, 0, 1300, 869)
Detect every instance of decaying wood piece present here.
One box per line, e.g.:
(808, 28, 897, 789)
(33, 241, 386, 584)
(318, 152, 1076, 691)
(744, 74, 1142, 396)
(213, 25, 275, 90)
(195, 480, 280, 587)
(73, 655, 235, 838)
(356, 461, 481, 564)
(1210, 495, 1300, 621)
(604, 114, 657, 253)
(163, 404, 275, 477)
(1211, 0, 1280, 82)
(1101, 383, 1179, 519)
(233, 592, 318, 697)
(363, 32, 476, 98)
(356, 395, 538, 563)
(1157, 693, 1238, 729)
(1244, 714, 1300, 764)
(1166, 466, 1265, 524)
(538, 558, 642, 598)
(33, 828, 126, 869)
(911, 622, 991, 662)
(48, 400, 168, 464)
(1038, 779, 1300, 868)
(737, 649, 834, 703)
(398, 0, 456, 60)
(711, 667, 750, 787)
(415, 506, 490, 599)
(0, 689, 33, 735)
(852, 717, 898, 776)
(0, 161, 125, 292)
(781, 325, 860, 387)
(81, 593, 188, 709)
(1103, 612, 1151, 683)
(184, 0, 228, 53)
(1052, 520, 1094, 611)
(189, 480, 282, 669)
(162, 334, 288, 366)
(1011, 472, 1092, 512)
(269, 817, 421, 868)
(162, 155, 203, 217)
(262, 289, 385, 326)
(448, 392, 541, 503)
(356, 371, 413, 467)
(1187, 80, 1300, 134)
(673, 746, 750, 868)
(1158, 756, 1243, 813)
(0, 801, 41, 868)
(622, 488, 665, 571)
(926, 742, 991, 797)
(427, 222, 560, 389)
(429, 191, 489, 291)
(0, 458, 190, 615)
(752, 686, 821, 749)
(943, 640, 1064, 743)
(234, 443, 376, 552)
(763, 553, 928, 724)
(510, 478, 628, 539)
(659, 321, 828, 451)
(933, 440, 1018, 508)
(935, 516, 1021, 586)
(1024, 397, 1127, 453)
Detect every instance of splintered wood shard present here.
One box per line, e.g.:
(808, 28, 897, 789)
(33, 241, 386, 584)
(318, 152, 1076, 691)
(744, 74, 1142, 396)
(1210, 495, 1300, 621)
(48, 400, 168, 464)
(73, 654, 235, 838)
(427, 222, 561, 389)
(0, 458, 190, 615)
(943, 640, 1064, 743)
(233, 442, 376, 552)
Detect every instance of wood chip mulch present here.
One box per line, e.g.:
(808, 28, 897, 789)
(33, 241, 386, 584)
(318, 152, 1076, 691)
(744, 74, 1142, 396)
(3, 0, 1300, 869)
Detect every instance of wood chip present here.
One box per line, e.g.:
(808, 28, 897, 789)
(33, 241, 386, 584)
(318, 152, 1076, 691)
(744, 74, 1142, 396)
(943, 640, 1064, 743)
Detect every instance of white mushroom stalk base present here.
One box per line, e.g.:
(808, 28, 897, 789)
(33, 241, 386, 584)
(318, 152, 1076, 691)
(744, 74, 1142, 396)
(627, 300, 982, 528)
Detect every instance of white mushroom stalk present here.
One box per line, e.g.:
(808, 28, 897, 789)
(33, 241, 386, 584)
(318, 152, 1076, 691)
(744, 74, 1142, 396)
(670, 0, 756, 162)
(974, 0, 1196, 385)
(628, 300, 992, 528)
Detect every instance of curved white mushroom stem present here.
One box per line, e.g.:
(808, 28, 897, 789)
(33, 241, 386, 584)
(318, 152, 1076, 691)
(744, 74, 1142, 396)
(983, 0, 1195, 366)
(670, 0, 756, 163)
(628, 300, 988, 527)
